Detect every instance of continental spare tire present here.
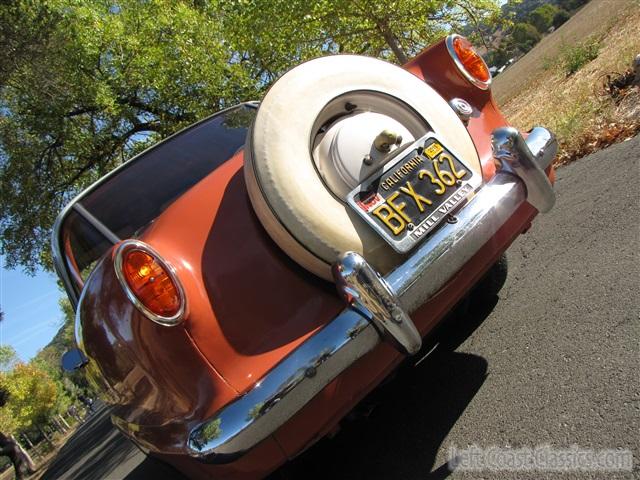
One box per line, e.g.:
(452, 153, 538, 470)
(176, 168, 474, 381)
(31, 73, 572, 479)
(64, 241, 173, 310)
(244, 55, 481, 281)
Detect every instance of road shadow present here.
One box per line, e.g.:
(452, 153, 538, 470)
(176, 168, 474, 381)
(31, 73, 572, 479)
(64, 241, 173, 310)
(40, 406, 185, 480)
(270, 292, 498, 480)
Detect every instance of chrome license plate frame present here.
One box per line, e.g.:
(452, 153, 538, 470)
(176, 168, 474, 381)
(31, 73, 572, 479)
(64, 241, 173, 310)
(346, 133, 482, 253)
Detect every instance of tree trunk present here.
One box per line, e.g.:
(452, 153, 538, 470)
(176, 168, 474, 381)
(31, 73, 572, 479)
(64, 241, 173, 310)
(58, 414, 70, 429)
(0, 433, 36, 480)
(12, 436, 36, 472)
(51, 417, 64, 433)
(378, 22, 409, 64)
(21, 433, 34, 449)
(21, 433, 39, 459)
(37, 425, 53, 446)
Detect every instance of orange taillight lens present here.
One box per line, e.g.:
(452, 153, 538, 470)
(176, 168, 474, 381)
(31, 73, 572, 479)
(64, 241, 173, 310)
(121, 248, 182, 320)
(452, 35, 491, 86)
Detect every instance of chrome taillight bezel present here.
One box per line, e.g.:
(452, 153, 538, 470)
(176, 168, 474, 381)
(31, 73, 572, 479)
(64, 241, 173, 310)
(446, 34, 492, 91)
(113, 239, 186, 326)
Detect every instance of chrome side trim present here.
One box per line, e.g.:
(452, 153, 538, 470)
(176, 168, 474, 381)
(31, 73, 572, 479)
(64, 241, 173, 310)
(188, 173, 527, 462)
(492, 127, 556, 213)
(386, 175, 525, 313)
(113, 240, 187, 326)
(332, 253, 422, 355)
(445, 34, 492, 90)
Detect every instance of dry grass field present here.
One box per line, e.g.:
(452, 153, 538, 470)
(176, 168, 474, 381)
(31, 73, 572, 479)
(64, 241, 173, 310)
(493, 0, 640, 163)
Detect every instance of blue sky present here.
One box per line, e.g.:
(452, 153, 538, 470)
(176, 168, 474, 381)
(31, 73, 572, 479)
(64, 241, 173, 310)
(0, 259, 65, 362)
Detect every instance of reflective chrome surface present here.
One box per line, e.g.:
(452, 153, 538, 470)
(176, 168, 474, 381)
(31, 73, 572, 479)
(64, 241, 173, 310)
(386, 174, 526, 313)
(113, 240, 187, 326)
(523, 126, 558, 170)
(187, 126, 557, 462)
(188, 309, 378, 462)
(445, 34, 492, 90)
(492, 127, 556, 213)
(448, 98, 473, 126)
(332, 252, 421, 355)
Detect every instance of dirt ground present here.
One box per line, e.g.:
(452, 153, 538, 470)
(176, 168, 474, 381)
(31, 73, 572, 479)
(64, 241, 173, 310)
(493, 0, 640, 164)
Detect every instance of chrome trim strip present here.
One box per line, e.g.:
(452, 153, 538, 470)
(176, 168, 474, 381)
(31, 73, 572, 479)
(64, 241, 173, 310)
(387, 174, 525, 312)
(51, 102, 259, 308)
(113, 240, 187, 326)
(332, 252, 422, 355)
(492, 127, 556, 213)
(187, 127, 557, 462)
(73, 204, 121, 244)
(445, 34, 492, 90)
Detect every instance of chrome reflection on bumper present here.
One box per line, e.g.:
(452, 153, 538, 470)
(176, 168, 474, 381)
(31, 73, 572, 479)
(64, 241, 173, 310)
(187, 127, 556, 463)
(492, 126, 556, 213)
(332, 252, 422, 355)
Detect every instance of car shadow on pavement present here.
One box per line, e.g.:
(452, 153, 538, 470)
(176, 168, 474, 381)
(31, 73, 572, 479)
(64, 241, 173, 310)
(270, 294, 498, 480)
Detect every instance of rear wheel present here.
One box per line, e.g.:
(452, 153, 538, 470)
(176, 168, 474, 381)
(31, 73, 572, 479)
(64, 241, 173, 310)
(472, 253, 508, 307)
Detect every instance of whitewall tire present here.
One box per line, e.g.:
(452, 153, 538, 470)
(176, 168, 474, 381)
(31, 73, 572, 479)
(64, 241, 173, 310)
(244, 55, 481, 280)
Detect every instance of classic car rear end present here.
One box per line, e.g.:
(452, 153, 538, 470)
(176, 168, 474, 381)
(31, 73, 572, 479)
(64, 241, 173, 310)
(53, 36, 557, 479)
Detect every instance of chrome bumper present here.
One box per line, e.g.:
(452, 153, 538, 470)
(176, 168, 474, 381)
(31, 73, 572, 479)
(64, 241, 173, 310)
(187, 127, 557, 462)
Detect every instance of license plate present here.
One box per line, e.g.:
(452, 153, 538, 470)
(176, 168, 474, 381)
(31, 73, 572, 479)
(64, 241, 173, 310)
(347, 134, 481, 253)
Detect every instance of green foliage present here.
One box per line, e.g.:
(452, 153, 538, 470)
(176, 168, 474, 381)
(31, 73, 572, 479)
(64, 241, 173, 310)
(34, 297, 98, 399)
(0, 0, 259, 272)
(0, 345, 19, 371)
(528, 3, 561, 33)
(512, 22, 542, 52)
(556, 0, 589, 11)
(1, 0, 503, 273)
(0, 0, 60, 86)
(0, 362, 58, 434)
(501, 0, 550, 22)
(561, 40, 600, 75)
(222, 0, 502, 73)
(552, 9, 571, 28)
(487, 47, 512, 68)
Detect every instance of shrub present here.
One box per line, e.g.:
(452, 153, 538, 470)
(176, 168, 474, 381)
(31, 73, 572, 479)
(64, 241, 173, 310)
(512, 23, 542, 52)
(561, 41, 600, 75)
(553, 10, 571, 29)
(529, 4, 561, 33)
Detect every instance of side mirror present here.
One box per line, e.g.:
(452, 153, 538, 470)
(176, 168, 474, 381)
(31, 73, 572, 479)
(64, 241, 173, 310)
(61, 348, 88, 372)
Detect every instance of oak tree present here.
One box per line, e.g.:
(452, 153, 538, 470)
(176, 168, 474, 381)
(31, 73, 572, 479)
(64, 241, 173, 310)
(1, 0, 501, 273)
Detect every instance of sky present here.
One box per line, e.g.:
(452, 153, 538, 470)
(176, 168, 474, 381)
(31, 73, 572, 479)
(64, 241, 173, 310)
(0, 259, 65, 362)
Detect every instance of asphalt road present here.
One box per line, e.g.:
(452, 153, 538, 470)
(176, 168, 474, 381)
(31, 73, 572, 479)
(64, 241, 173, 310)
(40, 136, 639, 480)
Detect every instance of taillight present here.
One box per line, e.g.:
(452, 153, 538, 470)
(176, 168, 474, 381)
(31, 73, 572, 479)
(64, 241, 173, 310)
(114, 240, 185, 325)
(446, 34, 491, 90)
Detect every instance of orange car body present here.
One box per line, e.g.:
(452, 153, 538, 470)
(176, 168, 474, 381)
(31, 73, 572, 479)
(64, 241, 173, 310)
(54, 38, 556, 479)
